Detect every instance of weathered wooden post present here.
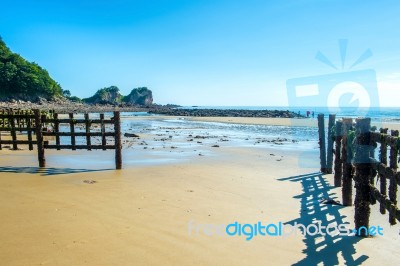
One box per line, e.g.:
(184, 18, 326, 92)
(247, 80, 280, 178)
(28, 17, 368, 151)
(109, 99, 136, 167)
(353, 118, 372, 236)
(379, 128, 388, 214)
(334, 120, 343, 187)
(84, 113, 92, 150)
(9, 109, 18, 150)
(114, 111, 122, 170)
(318, 114, 327, 174)
(326, 114, 336, 174)
(0, 110, 2, 150)
(100, 113, 107, 150)
(34, 109, 45, 167)
(27, 113, 33, 151)
(69, 113, 76, 151)
(342, 118, 353, 206)
(388, 130, 399, 225)
(369, 126, 377, 206)
(53, 113, 60, 150)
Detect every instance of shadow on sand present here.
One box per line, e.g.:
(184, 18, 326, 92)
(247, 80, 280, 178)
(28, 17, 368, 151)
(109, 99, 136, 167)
(278, 172, 368, 266)
(0, 166, 113, 176)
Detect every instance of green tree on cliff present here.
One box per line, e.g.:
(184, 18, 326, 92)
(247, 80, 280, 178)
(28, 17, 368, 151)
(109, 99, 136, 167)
(0, 36, 62, 100)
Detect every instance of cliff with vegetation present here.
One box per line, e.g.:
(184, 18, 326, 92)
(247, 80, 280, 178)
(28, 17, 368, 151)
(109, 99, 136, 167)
(82, 86, 123, 105)
(0, 37, 63, 101)
(0, 37, 155, 106)
(123, 87, 153, 106)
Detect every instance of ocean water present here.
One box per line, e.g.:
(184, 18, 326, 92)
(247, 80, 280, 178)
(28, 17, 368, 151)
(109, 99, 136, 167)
(55, 114, 318, 152)
(48, 106, 398, 166)
(177, 106, 400, 122)
(66, 106, 400, 149)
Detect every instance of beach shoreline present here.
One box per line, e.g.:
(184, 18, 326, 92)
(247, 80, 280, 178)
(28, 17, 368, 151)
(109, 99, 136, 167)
(0, 116, 399, 265)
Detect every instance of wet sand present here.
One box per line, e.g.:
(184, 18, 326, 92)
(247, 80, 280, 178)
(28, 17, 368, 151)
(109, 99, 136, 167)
(189, 116, 400, 131)
(0, 117, 399, 265)
(120, 115, 400, 131)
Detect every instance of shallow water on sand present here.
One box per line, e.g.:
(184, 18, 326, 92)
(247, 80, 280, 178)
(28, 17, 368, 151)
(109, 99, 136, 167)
(42, 114, 320, 167)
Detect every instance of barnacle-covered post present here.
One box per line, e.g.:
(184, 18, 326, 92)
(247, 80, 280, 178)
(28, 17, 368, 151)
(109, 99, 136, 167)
(353, 118, 373, 236)
(334, 120, 343, 187)
(53, 112, 60, 150)
(379, 128, 388, 214)
(342, 118, 354, 206)
(34, 109, 46, 167)
(84, 113, 92, 151)
(69, 113, 76, 150)
(318, 114, 327, 174)
(388, 130, 399, 225)
(326, 114, 336, 174)
(114, 111, 122, 170)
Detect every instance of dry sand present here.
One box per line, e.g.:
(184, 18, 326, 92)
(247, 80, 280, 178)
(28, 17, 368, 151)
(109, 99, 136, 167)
(0, 118, 399, 266)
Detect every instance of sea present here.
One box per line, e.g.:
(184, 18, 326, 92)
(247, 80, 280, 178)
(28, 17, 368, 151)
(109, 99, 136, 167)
(176, 106, 400, 122)
(47, 106, 399, 167)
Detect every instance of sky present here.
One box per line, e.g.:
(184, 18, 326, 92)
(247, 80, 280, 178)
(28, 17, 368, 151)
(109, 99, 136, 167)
(1, 0, 400, 107)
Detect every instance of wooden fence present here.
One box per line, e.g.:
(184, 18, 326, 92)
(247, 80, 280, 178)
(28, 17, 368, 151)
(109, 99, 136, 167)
(0, 109, 122, 169)
(318, 114, 400, 236)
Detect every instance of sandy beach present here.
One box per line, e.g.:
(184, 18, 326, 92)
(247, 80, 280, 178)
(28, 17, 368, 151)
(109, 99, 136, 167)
(0, 116, 399, 265)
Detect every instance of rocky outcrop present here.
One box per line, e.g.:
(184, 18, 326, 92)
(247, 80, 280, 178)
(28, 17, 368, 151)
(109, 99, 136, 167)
(123, 87, 153, 106)
(83, 86, 123, 105)
(149, 108, 303, 118)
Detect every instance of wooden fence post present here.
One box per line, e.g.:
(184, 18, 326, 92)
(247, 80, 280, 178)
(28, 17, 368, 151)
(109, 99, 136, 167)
(0, 109, 2, 150)
(334, 121, 343, 187)
(53, 113, 60, 150)
(353, 118, 372, 236)
(84, 113, 92, 151)
(388, 130, 399, 225)
(100, 114, 106, 151)
(34, 109, 46, 167)
(326, 114, 336, 174)
(369, 126, 377, 206)
(114, 111, 122, 170)
(27, 113, 33, 151)
(318, 114, 327, 174)
(9, 109, 18, 150)
(69, 113, 76, 151)
(342, 118, 353, 206)
(379, 128, 388, 214)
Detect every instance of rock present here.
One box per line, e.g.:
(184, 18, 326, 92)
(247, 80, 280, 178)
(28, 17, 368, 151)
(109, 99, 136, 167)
(212, 145, 220, 147)
(83, 180, 97, 184)
(83, 86, 123, 105)
(148, 108, 303, 118)
(124, 133, 140, 138)
(124, 87, 153, 106)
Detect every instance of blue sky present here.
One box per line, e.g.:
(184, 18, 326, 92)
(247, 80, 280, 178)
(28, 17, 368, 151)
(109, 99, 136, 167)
(1, 0, 400, 106)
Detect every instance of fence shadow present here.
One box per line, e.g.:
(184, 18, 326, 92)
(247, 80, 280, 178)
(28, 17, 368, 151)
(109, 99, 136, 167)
(0, 166, 113, 176)
(278, 172, 369, 266)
